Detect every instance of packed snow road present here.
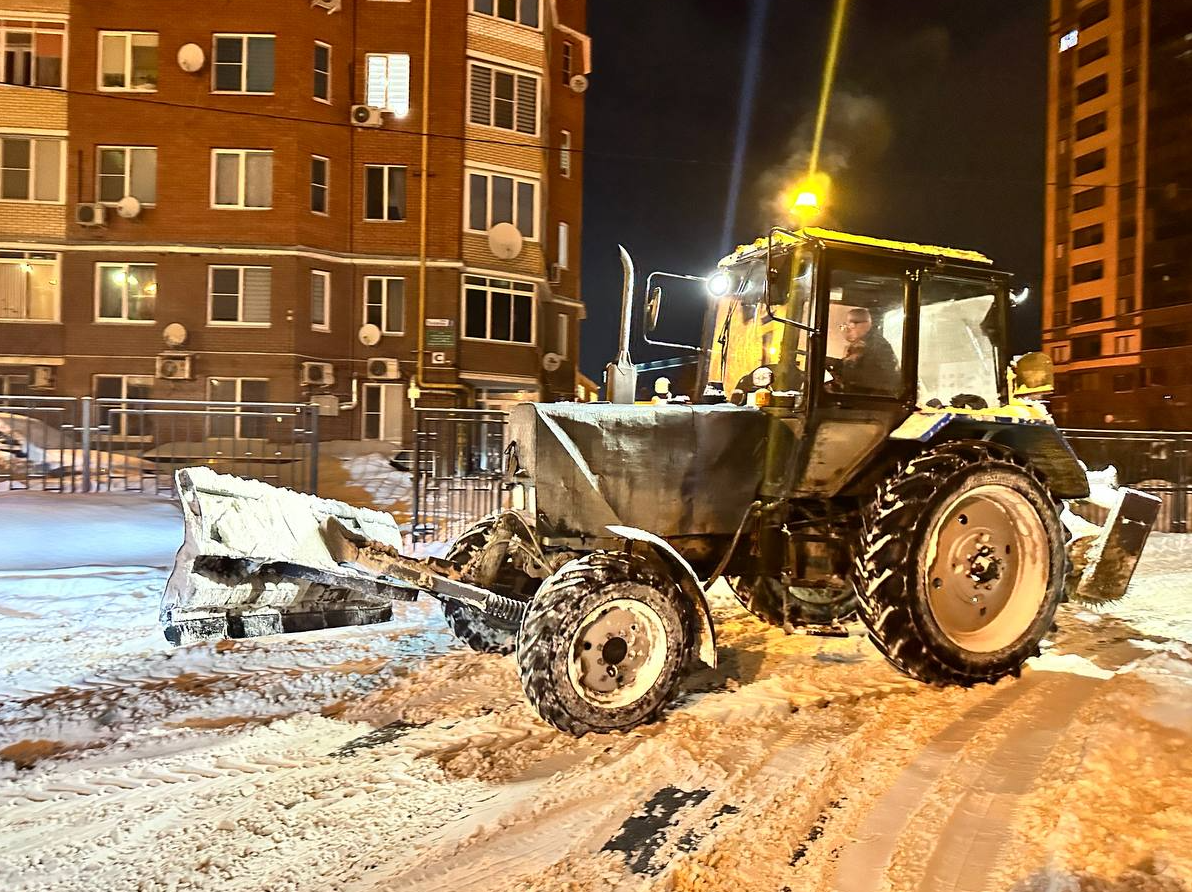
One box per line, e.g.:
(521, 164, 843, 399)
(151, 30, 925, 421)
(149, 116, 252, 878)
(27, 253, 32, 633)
(1, 495, 1190, 892)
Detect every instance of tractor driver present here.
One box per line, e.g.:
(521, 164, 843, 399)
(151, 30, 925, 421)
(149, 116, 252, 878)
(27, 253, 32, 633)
(827, 307, 900, 395)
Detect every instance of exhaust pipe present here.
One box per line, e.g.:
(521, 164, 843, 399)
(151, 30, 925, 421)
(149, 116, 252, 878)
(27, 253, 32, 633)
(605, 244, 638, 404)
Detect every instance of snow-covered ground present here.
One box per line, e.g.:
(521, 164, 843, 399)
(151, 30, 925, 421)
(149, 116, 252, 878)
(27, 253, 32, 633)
(1, 494, 1190, 892)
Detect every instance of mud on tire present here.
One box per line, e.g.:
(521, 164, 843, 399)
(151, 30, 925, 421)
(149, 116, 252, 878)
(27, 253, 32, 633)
(852, 440, 1067, 686)
(517, 552, 694, 736)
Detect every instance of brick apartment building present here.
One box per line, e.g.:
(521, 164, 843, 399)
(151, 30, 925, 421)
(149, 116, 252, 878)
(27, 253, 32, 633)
(1044, 0, 1192, 429)
(0, 0, 588, 442)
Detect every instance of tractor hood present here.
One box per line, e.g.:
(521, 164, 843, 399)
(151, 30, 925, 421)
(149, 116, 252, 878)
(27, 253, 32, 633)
(508, 402, 770, 540)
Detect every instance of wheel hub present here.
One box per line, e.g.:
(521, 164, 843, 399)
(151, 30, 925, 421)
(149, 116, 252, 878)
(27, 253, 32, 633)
(568, 598, 668, 708)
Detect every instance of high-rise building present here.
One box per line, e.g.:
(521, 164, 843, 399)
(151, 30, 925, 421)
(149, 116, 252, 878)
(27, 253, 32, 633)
(0, 0, 588, 442)
(1044, 0, 1192, 429)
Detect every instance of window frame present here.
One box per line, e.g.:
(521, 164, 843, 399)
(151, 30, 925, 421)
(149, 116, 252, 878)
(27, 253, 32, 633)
(467, 60, 540, 136)
(313, 40, 332, 103)
(93, 374, 154, 438)
(461, 274, 536, 345)
(311, 154, 329, 215)
(557, 220, 569, 269)
(96, 145, 157, 206)
(0, 17, 67, 89)
(0, 134, 64, 204)
(97, 30, 157, 92)
(205, 376, 270, 440)
(0, 250, 59, 323)
(211, 33, 276, 95)
(361, 382, 405, 441)
(464, 167, 539, 240)
(207, 264, 272, 327)
(470, 0, 543, 31)
(363, 275, 405, 335)
(210, 149, 273, 210)
(363, 164, 407, 222)
(311, 269, 330, 332)
(556, 311, 568, 358)
(94, 261, 157, 324)
(364, 52, 411, 116)
(559, 129, 571, 177)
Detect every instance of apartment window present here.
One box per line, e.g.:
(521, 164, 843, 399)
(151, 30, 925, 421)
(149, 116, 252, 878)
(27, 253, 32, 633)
(1073, 186, 1105, 212)
(1072, 223, 1103, 249)
(556, 312, 568, 358)
(463, 275, 534, 344)
(1076, 74, 1108, 104)
(313, 42, 331, 102)
(1074, 148, 1105, 176)
(1075, 111, 1106, 140)
(561, 40, 573, 84)
(207, 378, 268, 439)
(365, 53, 410, 116)
(362, 384, 403, 441)
(97, 147, 156, 205)
(468, 62, 538, 135)
(364, 165, 406, 221)
(467, 170, 537, 238)
(311, 270, 330, 331)
(557, 221, 569, 269)
(1072, 335, 1102, 361)
(559, 129, 572, 177)
(0, 136, 61, 202)
(472, 0, 540, 28)
(95, 375, 152, 437)
(1113, 372, 1134, 393)
(1051, 343, 1070, 364)
(364, 277, 404, 334)
(1115, 334, 1135, 354)
(213, 35, 275, 94)
(1078, 1, 1109, 29)
(99, 31, 157, 91)
(209, 266, 271, 325)
(311, 156, 329, 214)
(1077, 36, 1109, 67)
(1070, 297, 1101, 323)
(1143, 325, 1191, 351)
(1072, 260, 1104, 285)
(1072, 371, 1099, 393)
(97, 263, 156, 322)
(0, 251, 57, 321)
(212, 150, 273, 209)
(0, 18, 65, 88)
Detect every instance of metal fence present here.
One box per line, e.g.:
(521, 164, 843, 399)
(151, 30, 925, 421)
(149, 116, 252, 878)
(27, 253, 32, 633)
(0, 395, 319, 495)
(410, 407, 509, 543)
(1062, 429, 1190, 533)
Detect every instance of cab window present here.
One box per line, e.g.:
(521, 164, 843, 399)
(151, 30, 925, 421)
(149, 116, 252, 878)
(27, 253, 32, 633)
(824, 267, 905, 397)
(917, 276, 1001, 410)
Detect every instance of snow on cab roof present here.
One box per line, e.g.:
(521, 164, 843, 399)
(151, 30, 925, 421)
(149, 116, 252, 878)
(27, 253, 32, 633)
(720, 227, 994, 267)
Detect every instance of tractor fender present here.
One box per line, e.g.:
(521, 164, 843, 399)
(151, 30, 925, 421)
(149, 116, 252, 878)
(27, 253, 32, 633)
(607, 524, 718, 668)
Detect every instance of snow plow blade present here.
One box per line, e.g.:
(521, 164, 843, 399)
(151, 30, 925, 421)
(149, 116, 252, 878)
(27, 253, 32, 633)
(1070, 487, 1161, 606)
(162, 468, 527, 645)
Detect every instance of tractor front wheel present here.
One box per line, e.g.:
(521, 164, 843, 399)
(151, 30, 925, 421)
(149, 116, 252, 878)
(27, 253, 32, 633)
(517, 552, 694, 735)
(853, 441, 1066, 685)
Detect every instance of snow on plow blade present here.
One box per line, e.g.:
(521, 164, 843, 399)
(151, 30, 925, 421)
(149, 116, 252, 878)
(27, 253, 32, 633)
(162, 468, 527, 645)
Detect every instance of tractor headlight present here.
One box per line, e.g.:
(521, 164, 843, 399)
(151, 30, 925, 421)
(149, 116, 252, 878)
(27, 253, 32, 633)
(707, 271, 732, 298)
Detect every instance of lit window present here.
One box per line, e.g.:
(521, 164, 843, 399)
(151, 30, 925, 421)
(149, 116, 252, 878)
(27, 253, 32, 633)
(364, 165, 406, 221)
(208, 266, 271, 325)
(1059, 29, 1079, 53)
(99, 31, 157, 90)
(466, 169, 537, 238)
(468, 61, 538, 135)
(557, 221, 569, 269)
(463, 275, 534, 344)
(0, 136, 62, 202)
(364, 277, 404, 334)
(97, 147, 156, 205)
(96, 263, 156, 322)
(365, 53, 410, 116)
(212, 150, 273, 209)
(556, 312, 568, 358)
(213, 34, 275, 94)
(0, 251, 58, 322)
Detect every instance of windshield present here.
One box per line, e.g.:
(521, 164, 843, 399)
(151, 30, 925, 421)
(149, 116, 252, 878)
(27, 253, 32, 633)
(917, 276, 1003, 409)
(706, 247, 813, 401)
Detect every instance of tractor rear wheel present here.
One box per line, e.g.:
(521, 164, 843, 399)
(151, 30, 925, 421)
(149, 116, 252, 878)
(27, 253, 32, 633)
(853, 441, 1066, 685)
(441, 511, 552, 655)
(733, 576, 856, 628)
(517, 552, 694, 735)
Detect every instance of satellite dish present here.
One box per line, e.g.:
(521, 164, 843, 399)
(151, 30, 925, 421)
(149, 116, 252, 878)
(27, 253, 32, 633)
(542, 352, 563, 372)
(116, 196, 142, 219)
(568, 74, 589, 94)
(488, 223, 523, 260)
(163, 323, 189, 348)
(358, 323, 382, 347)
(177, 44, 205, 73)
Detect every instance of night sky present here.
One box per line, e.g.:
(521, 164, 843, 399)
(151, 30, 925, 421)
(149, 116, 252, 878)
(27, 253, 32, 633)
(578, 0, 1049, 379)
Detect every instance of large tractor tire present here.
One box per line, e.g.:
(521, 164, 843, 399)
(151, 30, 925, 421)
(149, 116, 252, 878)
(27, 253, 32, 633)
(441, 511, 552, 655)
(853, 441, 1067, 686)
(517, 552, 694, 736)
(733, 577, 856, 628)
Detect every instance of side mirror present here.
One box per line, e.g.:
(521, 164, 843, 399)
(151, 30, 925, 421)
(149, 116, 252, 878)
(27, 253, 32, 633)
(644, 285, 663, 333)
(1012, 351, 1054, 396)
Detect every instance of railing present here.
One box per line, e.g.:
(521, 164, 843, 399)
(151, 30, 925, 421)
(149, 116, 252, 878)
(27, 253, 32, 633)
(1062, 428, 1190, 533)
(0, 396, 319, 495)
(410, 407, 509, 544)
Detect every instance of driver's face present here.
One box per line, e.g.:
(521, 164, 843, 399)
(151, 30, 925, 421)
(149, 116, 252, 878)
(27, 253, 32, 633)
(843, 317, 871, 343)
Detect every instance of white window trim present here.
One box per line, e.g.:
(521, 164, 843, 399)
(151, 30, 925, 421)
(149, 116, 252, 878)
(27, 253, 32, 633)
(363, 164, 407, 222)
(313, 40, 332, 104)
(557, 221, 569, 269)
(94, 374, 154, 438)
(311, 269, 331, 332)
(311, 154, 329, 216)
(363, 276, 405, 335)
(0, 250, 60, 323)
(96, 30, 157, 92)
(211, 33, 276, 95)
(207, 264, 271, 327)
(205, 377, 270, 440)
(556, 311, 568, 359)
(0, 17, 69, 89)
(469, 0, 543, 31)
(364, 52, 411, 116)
(94, 262, 156, 324)
(460, 275, 537, 346)
(361, 382, 405, 441)
(466, 60, 541, 136)
(96, 145, 156, 207)
(463, 167, 540, 240)
(559, 129, 571, 178)
(0, 133, 65, 204)
(210, 149, 273, 210)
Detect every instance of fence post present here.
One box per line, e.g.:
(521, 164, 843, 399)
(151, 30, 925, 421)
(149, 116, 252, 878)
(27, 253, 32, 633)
(80, 397, 92, 494)
(1175, 436, 1188, 534)
(308, 405, 319, 495)
(412, 411, 423, 542)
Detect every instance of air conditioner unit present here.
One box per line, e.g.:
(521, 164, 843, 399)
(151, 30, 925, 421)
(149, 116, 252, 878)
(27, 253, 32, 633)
(351, 105, 384, 128)
(548, 263, 563, 285)
(30, 365, 55, 390)
(301, 361, 335, 386)
(156, 352, 193, 380)
(76, 203, 107, 227)
(367, 358, 400, 380)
